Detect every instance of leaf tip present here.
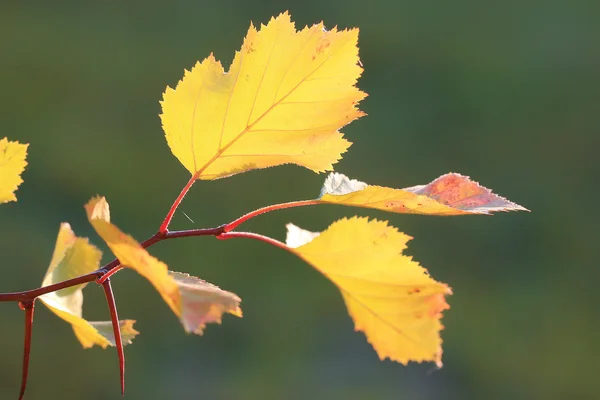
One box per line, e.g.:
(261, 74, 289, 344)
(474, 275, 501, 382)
(85, 196, 110, 222)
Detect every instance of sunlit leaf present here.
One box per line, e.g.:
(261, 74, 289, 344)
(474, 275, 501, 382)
(286, 217, 451, 366)
(318, 172, 528, 215)
(85, 197, 181, 314)
(39, 223, 139, 348)
(0, 137, 28, 204)
(171, 272, 242, 334)
(161, 12, 365, 180)
(85, 197, 242, 333)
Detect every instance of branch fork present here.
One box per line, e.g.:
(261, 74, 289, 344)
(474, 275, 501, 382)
(1, 175, 315, 399)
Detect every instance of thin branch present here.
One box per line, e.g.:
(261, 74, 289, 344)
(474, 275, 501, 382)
(217, 231, 289, 251)
(164, 225, 227, 239)
(224, 200, 319, 232)
(0, 272, 101, 303)
(101, 279, 125, 396)
(1, 196, 315, 302)
(98, 227, 227, 283)
(18, 300, 35, 400)
(0, 159, 334, 398)
(159, 173, 199, 233)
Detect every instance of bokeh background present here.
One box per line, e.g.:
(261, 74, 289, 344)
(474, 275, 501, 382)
(1, 1, 598, 399)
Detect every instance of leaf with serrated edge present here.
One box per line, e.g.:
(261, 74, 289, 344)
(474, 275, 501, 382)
(39, 223, 139, 348)
(161, 12, 365, 180)
(286, 217, 451, 366)
(85, 197, 242, 333)
(170, 272, 242, 334)
(0, 137, 28, 204)
(318, 172, 528, 215)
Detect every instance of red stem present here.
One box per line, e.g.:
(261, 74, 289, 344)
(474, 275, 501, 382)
(1, 197, 304, 302)
(0, 182, 316, 312)
(0, 178, 323, 398)
(224, 200, 319, 232)
(217, 231, 289, 251)
(98, 226, 227, 283)
(0, 272, 101, 303)
(18, 300, 35, 400)
(101, 279, 125, 396)
(159, 173, 199, 233)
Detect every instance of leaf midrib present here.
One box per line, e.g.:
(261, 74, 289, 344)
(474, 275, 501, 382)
(190, 30, 352, 178)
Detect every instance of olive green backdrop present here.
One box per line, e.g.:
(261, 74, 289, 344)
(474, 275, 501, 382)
(1, 1, 597, 399)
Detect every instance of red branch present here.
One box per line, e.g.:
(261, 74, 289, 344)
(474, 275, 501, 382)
(0, 272, 102, 302)
(0, 184, 317, 398)
(224, 200, 320, 232)
(217, 231, 289, 251)
(101, 279, 125, 396)
(18, 300, 35, 400)
(0, 197, 305, 304)
(97, 225, 228, 284)
(159, 173, 199, 233)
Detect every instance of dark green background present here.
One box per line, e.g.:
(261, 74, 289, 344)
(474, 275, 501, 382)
(1, 1, 597, 399)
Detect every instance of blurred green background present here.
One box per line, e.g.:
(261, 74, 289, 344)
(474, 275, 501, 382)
(1, 0, 597, 399)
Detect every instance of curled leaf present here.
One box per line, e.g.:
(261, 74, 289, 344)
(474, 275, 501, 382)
(39, 223, 138, 348)
(318, 172, 528, 215)
(171, 272, 242, 335)
(161, 12, 365, 180)
(0, 137, 28, 204)
(85, 197, 242, 334)
(286, 217, 451, 366)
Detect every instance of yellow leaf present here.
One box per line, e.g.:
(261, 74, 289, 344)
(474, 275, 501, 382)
(85, 197, 242, 333)
(161, 12, 365, 180)
(0, 137, 28, 204)
(286, 217, 451, 366)
(39, 223, 139, 348)
(318, 172, 528, 215)
(85, 197, 181, 314)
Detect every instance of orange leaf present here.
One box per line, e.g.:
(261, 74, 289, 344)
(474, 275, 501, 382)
(318, 172, 528, 215)
(39, 223, 138, 348)
(286, 217, 451, 366)
(0, 137, 28, 204)
(161, 12, 365, 180)
(85, 197, 242, 334)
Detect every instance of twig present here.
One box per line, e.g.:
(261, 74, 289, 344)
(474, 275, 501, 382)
(18, 300, 35, 400)
(101, 279, 126, 396)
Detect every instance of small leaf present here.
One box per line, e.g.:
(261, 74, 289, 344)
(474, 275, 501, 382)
(39, 223, 139, 348)
(286, 217, 451, 366)
(161, 12, 365, 180)
(170, 272, 242, 335)
(0, 137, 28, 204)
(318, 172, 528, 215)
(85, 197, 242, 333)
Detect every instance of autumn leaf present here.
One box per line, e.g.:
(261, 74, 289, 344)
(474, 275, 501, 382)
(171, 272, 242, 334)
(39, 223, 138, 348)
(161, 12, 365, 180)
(318, 172, 528, 215)
(0, 137, 28, 204)
(85, 197, 181, 314)
(85, 197, 242, 334)
(286, 217, 451, 366)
